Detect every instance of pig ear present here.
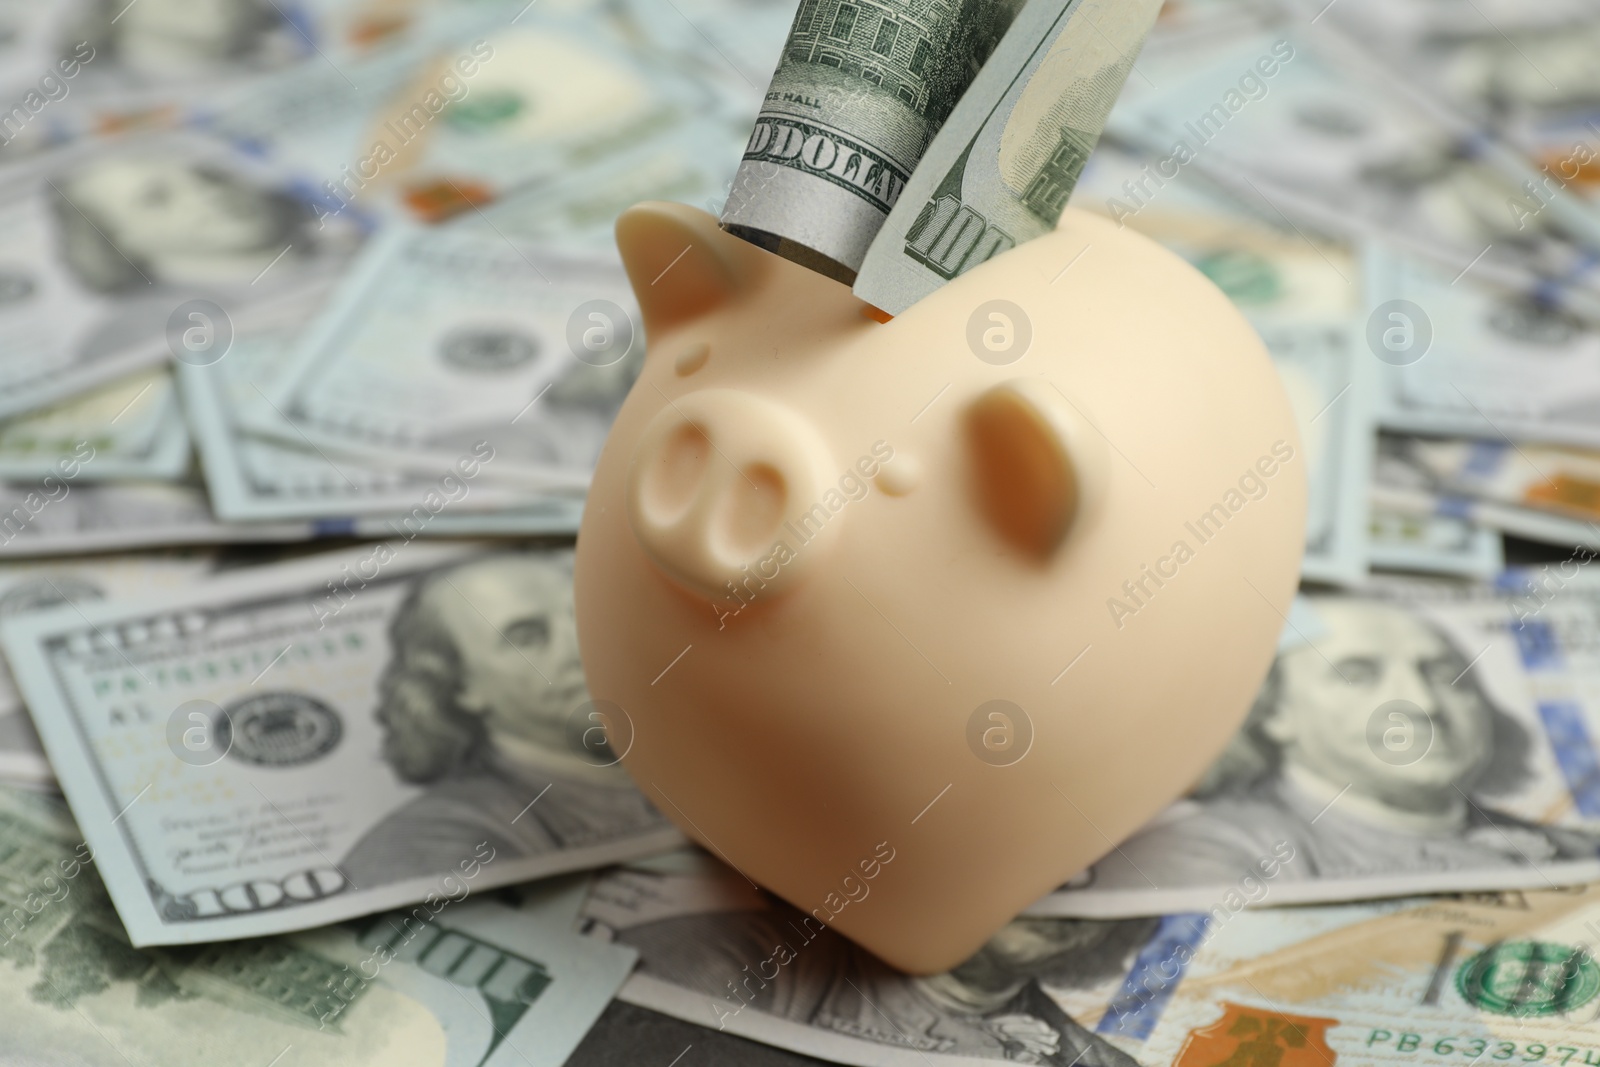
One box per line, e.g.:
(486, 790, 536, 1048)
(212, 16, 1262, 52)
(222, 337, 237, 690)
(615, 202, 748, 337)
(964, 380, 1106, 559)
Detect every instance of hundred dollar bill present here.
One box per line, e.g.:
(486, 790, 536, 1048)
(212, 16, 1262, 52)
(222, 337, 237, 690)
(0, 480, 312, 557)
(1101, 34, 1600, 315)
(1367, 504, 1505, 581)
(1371, 482, 1600, 555)
(1032, 585, 1600, 918)
(609, 0, 795, 113)
(0, 0, 531, 157)
(0, 473, 581, 558)
(1281, 10, 1600, 268)
(179, 288, 585, 531)
(721, 0, 1029, 283)
(582, 852, 1600, 1067)
(0, 552, 215, 787)
(0, 784, 639, 1067)
(1072, 146, 1372, 585)
(1108, 885, 1600, 1067)
(580, 852, 1152, 1067)
(482, 116, 765, 257)
(1, 542, 683, 946)
(852, 0, 1162, 312)
(1373, 433, 1600, 552)
(17, 0, 433, 95)
(0, 129, 362, 421)
(1380, 434, 1600, 534)
(0, 369, 190, 482)
(339, 20, 700, 224)
(1367, 245, 1600, 451)
(0, 368, 170, 460)
(570, 998, 835, 1065)
(238, 224, 641, 493)
(1297, 0, 1600, 179)
(205, 11, 711, 226)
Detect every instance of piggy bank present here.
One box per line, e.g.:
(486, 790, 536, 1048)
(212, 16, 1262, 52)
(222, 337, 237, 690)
(573, 202, 1305, 974)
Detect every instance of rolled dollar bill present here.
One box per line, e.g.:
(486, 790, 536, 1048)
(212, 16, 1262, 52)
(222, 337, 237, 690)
(721, 0, 1026, 283)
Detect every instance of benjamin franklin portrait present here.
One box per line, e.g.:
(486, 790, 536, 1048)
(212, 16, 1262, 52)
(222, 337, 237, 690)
(340, 553, 671, 887)
(68, 0, 295, 78)
(50, 153, 315, 294)
(1076, 597, 1599, 894)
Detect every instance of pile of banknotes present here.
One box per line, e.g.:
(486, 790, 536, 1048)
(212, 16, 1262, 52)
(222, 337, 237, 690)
(8, 0, 1600, 1064)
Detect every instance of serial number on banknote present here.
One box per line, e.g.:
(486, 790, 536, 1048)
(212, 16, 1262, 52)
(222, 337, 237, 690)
(1366, 1033, 1600, 1064)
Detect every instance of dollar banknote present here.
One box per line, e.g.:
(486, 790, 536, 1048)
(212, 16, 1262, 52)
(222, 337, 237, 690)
(0, 551, 215, 788)
(1381, 434, 1600, 534)
(1367, 504, 1505, 581)
(1373, 433, 1600, 551)
(580, 851, 1154, 1067)
(0, 783, 639, 1067)
(852, 0, 1161, 312)
(0, 368, 171, 455)
(0, 480, 311, 557)
(570, 999, 840, 1066)
(1371, 481, 1600, 555)
(0, 0, 529, 139)
(0, 369, 190, 483)
(237, 224, 641, 492)
(179, 287, 586, 531)
(1032, 583, 1600, 918)
(0, 129, 364, 422)
(477, 110, 765, 257)
(1, 542, 684, 946)
(1298, 0, 1600, 170)
(1101, 32, 1600, 315)
(1107, 885, 1600, 1067)
(1072, 146, 1373, 584)
(609, 0, 795, 114)
(1287, 11, 1600, 267)
(583, 850, 1600, 1067)
(0, 369, 191, 482)
(340, 20, 704, 223)
(0, 474, 577, 557)
(204, 10, 714, 226)
(721, 0, 1029, 282)
(1366, 245, 1600, 451)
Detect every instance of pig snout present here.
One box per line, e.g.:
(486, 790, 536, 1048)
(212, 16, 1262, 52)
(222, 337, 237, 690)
(626, 388, 842, 602)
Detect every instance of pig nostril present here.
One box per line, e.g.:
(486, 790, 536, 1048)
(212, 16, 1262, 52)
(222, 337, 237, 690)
(712, 463, 787, 564)
(640, 420, 712, 527)
(627, 389, 839, 601)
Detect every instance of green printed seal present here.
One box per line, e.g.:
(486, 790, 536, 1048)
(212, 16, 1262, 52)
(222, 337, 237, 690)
(1193, 250, 1281, 306)
(1456, 941, 1600, 1016)
(445, 91, 525, 132)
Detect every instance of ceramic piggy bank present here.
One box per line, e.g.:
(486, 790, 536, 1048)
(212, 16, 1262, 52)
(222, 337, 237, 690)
(573, 201, 1305, 974)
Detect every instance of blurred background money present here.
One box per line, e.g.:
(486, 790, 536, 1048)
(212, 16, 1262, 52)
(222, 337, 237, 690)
(11, 0, 1600, 1063)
